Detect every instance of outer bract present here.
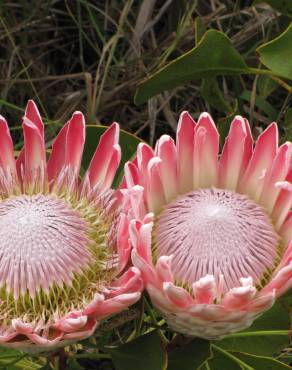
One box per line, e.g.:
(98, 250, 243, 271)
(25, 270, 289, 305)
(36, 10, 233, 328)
(123, 112, 292, 340)
(0, 101, 142, 352)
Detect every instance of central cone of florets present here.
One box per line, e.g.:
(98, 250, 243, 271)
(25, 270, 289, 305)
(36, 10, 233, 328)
(0, 194, 91, 299)
(154, 188, 280, 292)
(0, 192, 115, 324)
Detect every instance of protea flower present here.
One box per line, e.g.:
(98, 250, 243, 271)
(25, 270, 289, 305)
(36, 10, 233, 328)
(124, 112, 292, 339)
(0, 101, 142, 352)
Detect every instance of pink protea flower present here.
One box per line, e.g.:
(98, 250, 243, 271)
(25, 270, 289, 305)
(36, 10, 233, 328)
(124, 111, 292, 340)
(0, 100, 142, 352)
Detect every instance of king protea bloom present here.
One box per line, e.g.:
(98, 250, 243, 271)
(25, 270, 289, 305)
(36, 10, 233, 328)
(0, 101, 142, 352)
(124, 112, 292, 339)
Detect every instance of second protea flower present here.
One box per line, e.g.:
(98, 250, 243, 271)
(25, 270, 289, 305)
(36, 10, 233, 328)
(124, 112, 292, 339)
(0, 101, 142, 352)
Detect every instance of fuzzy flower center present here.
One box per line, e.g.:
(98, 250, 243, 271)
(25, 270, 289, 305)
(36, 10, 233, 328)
(0, 193, 114, 324)
(0, 194, 91, 299)
(155, 188, 280, 292)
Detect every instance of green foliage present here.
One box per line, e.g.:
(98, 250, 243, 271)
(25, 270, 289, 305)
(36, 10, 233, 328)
(0, 348, 43, 369)
(107, 331, 167, 370)
(209, 346, 292, 370)
(134, 30, 250, 105)
(257, 75, 278, 98)
(168, 338, 211, 370)
(257, 23, 292, 80)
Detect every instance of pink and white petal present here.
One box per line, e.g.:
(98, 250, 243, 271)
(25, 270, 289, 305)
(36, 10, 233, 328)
(260, 143, 292, 212)
(272, 181, 292, 230)
(242, 118, 253, 168)
(261, 262, 292, 295)
(26, 332, 64, 346)
(64, 112, 85, 175)
(146, 157, 166, 212)
(221, 285, 256, 309)
(277, 242, 292, 270)
(124, 161, 140, 187)
(156, 255, 174, 283)
(246, 291, 275, 313)
(107, 267, 143, 297)
(192, 275, 216, 304)
(280, 211, 292, 246)
(63, 318, 97, 340)
(239, 123, 278, 200)
(83, 293, 105, 316)
(195, 113, 219, 188)
(89, 292, 141, 319)
(156, 135, 178, 202)
(192, 126, 206, 189)
(131, 249, 158, 286)
(22, 117, 46, 177)
(25, 100, 44, 138)
(147, 283, 178, 313)
(86, 122, 119, 188)
(12, 319, 33, 335)
(177, 111, 196, 193)
(127, 185, 147, 220)
(163, 282, 194, 309)
(116, 213, 132, 272)
(54, 316, 87, 333)
(0, 330, 18, 343)
(110, 267, 140, 288)
(219, 116, 248, 191)
(130, 219, 153, 262)
(137, 143, 154, 183)
(101, 144, 121, 190)
(0, 116, 16, 174)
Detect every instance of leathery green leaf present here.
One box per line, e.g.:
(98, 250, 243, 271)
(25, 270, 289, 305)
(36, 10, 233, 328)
(107, 331, 167, 370)
(257, 23, 292, 80)
(135, 29, 250, 105)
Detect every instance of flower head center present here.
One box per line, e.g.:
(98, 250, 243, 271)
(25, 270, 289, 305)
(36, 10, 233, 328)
(154, 188, 280, 291)
(0, 194, 91, 299)
(0, 192, 115, 325)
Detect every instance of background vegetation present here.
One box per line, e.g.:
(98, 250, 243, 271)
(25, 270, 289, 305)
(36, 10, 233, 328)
(0, 0, 291, 369)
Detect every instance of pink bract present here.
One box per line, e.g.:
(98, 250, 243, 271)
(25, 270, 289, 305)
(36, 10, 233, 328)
(123, 111, 292, 340)
(0, 101, 142, 352)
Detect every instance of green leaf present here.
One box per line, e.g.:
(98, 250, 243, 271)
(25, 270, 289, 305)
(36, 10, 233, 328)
(107, 331, 167, 370)
(240, 90, 278, 120)
(0, 347, 42, 370)
(65, 359, 85, 370)
(82, 125, 143, 187)
(235, 352, 292, 370)
(168, 338, 211, 370)
(201, 78, 231, 113)
(208, 348, 242, 369)
(257, 75, 278, 98)
(218, 293, 292, 356)
(209, 346, 292, 370)
(257, 23, 292, 80)
(253, 0, 292, 17)
(195, 20, 231, 114)
(135, 30, 250, 105)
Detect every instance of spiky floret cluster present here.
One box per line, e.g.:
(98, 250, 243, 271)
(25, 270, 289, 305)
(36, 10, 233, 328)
(0, 101, 142, 352)
(124, 112, 292, 339)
